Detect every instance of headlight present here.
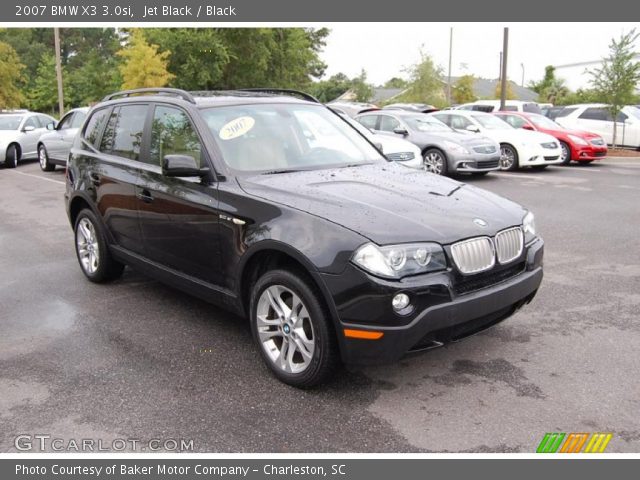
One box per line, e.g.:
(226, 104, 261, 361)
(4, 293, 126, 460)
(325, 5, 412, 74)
(523, 211, 536, 243)
(567, 134, 588, 146)
(352, 242, 447, 279)
(443, 140, 469, 155)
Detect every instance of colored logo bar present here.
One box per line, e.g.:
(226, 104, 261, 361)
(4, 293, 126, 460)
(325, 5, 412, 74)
(537, 433, 612, 453)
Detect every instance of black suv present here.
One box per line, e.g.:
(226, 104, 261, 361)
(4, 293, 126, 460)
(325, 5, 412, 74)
(65, 88, 544, 387)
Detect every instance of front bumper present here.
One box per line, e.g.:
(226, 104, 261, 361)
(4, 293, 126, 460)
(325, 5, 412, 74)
(520, 144, 563, 166)
(572, 144, 607, 161)
(449, 151, 501, 173)
(322, 238, 544, 365)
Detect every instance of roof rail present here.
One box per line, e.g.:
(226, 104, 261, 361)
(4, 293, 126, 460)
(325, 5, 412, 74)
(102, 88, 196, 104)
(237, 88, 320, 103)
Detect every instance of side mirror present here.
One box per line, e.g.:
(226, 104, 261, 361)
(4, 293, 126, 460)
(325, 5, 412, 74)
(162, 155, 209, 177)
(522, 124, 534, 130)
(465, 125, 480, 133)
(46, 122, 56, 131)
(393, 127, 409, 136)
(373, 142, 384, 152)
(22, 125, 35, 132)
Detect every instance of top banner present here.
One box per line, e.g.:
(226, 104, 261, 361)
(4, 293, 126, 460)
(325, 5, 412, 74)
(4, 0, 638, 22)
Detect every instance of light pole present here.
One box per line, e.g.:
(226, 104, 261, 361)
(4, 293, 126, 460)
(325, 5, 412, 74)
(500, 28, 509, 110)
(447, 27, 453, 106)
(520, 63, 525, 88)
(54, 28, 64, 116)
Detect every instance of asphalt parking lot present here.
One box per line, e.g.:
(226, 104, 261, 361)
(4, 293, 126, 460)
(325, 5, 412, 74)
(1, 159, 639, 453)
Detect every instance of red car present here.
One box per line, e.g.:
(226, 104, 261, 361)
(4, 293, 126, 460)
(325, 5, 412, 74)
(494, 111, 608, 165)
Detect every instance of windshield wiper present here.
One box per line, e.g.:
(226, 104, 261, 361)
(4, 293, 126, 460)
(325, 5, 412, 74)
(261, 169, 301, 175)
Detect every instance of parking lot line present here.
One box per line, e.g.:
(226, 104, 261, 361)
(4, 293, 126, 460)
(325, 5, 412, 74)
(5, 169, 65, 185)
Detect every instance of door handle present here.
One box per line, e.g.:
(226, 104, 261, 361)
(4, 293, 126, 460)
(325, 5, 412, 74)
(136, 189, 154, 203)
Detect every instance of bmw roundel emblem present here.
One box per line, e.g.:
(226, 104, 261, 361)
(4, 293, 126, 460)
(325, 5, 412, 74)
(473, 218, 488, 227)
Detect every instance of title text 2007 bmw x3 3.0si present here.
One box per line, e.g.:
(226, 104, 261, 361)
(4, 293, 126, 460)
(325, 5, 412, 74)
(65, 88, 543, 387)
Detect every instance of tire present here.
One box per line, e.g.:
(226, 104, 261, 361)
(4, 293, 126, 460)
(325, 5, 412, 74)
(74, 209, 124, 283)
(250, 269, 339, 388)
(38, 145, 55, 172)
(499, 144, 519, 171)
(4, 144, 18, 169)
(559, 141, 572, 165)
(532, 165, 548, 170)
(423, 148, 448, 176)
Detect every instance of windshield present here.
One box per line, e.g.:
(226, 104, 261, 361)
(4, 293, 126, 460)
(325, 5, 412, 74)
(0, 116, 23, 130)
(201, 104, 383, 173)
(404, 116, 452, 133)
(528, 113, 562, 129)
(472, 114, 513, 130)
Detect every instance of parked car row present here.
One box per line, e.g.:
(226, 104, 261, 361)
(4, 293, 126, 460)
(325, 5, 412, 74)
(0, 108, 91, 171)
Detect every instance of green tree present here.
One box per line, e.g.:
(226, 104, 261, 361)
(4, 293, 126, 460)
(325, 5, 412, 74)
(68, 51, 121, 106)
(117, 30, 174, 89)
(309, 71, 374, 103)
(265, 28, 328, 88)
(27, 52, 62, 113)
(397, 51, 446, 107)
(452, 75, 476, 104)
(349, 69, 374, 102)
(383, 77, 408, 89)
(494, 80, 517, 100)
(0, 28, 51, 97)
(529, 65, 557, 94)
(588, 28, 640, 147)
(143, 28, 229, 90)
(0, 41, 25, 108)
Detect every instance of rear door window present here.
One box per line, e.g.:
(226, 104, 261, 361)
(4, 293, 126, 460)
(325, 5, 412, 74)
(579, 108, 609, 121)
(555, 107, 577, 118)
(83, 108, 110, 147)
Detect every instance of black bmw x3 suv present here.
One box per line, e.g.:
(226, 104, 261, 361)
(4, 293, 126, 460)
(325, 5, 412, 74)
(65, 87, 544, 387)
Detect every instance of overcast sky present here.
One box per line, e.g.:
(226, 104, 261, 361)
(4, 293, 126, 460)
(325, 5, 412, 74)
(320, 23, 639, 90)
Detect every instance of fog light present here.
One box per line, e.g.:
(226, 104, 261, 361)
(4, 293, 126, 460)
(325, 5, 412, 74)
(392, 293, 410, 311)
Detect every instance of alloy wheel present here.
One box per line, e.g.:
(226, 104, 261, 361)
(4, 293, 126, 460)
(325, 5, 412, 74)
(256, 285, 315, 374)
(76, 218, 100, 275)
(500, 146, 515, 170)
(39, 147, 47, 169)
(423, 152, 444, 175)
(560, 143, 570, 164)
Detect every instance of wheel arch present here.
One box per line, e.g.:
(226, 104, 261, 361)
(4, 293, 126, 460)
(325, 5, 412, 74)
(238, 242, 344, 352)
(7, 142, 21, 160)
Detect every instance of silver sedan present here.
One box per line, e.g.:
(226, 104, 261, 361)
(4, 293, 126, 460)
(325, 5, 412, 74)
(38, 107, 89, 171)
(0, 111, 57, 169)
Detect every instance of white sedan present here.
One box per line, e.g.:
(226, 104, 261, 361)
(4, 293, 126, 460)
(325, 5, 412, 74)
(431, 110, 563, 170)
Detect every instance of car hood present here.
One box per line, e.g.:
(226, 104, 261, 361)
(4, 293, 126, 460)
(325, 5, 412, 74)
(412, 129, 496, 147)
(480, 127, 556, 145)
(373, 134, 418, 153)
(238, 163, 526, 245)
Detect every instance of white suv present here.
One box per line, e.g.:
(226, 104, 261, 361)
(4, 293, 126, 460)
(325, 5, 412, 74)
(554, 104, 640, 148)
(455, 100, 542, 114)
